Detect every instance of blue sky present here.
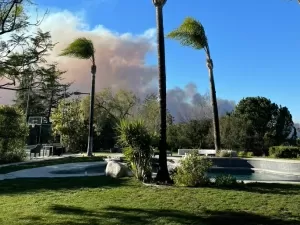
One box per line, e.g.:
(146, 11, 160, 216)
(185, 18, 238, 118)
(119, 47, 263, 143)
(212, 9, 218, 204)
(34, 0, 300, 121)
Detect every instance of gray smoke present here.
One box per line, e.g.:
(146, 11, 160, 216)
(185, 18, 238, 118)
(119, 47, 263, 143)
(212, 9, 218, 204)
(0, 10, 235, 121)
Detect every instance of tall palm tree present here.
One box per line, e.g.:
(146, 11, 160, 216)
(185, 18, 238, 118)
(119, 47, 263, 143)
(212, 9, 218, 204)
(152, 0, 170, 182)
(167, 17, 221, 151)
(60, 37, 96, 156)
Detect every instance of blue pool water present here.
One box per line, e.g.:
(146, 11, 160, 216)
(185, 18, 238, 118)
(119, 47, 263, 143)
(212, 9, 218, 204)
(208, 169, 300, 181)
(50, 164, 106, 175)
(51, 165, 300, 182)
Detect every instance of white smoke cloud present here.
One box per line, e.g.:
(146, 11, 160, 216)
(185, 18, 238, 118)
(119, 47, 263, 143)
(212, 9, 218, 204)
(0, 9, 235, 121)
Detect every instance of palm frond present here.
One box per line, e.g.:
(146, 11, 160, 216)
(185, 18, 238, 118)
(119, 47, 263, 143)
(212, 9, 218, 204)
(167, 17, 208, 50)
(59, 37, 95, 60)
(153, 0, 167, 7)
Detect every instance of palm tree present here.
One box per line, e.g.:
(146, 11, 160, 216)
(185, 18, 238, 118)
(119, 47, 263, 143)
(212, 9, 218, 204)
(152, 0, 170, 182)
(167, 17, 221, 151)
(60, 37, 96, 156)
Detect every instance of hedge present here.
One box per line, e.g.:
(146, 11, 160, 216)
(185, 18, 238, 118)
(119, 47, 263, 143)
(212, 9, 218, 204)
(269, 146, 300, 159)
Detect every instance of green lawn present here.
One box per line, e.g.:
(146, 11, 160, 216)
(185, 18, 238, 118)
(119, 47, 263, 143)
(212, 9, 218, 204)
(0, 176, 299, 225)
(0, 156, 104, 174)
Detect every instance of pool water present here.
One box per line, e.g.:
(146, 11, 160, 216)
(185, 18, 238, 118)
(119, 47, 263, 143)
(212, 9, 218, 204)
(51, 165, 300, 182)
(51, 165, 106, 175)
(207, 170, 300, 181)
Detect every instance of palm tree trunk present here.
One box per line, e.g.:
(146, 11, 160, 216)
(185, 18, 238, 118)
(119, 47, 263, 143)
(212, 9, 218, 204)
(154, 4, 170, 183)
(206, 57, 221, 151)
(87, 63, 96, 157)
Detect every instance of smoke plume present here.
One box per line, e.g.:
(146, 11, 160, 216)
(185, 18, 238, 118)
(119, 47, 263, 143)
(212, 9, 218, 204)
(0, 10, 235, 121)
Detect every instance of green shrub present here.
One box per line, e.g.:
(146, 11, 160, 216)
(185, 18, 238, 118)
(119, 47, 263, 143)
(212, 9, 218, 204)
(238, 151, 254, 158)
(218, 151, 231, 157)
(169, 167, 178, 180)
(237, 151, 245, 157)
(246, 152, 254, 157)
(173, 151, 212, 187)
(269, 146, 300, 158)
(117, 119, 154, 182)
(218, 150, 237, 157)
(0, 106, 28, 163)
(214, 174, 238, 187)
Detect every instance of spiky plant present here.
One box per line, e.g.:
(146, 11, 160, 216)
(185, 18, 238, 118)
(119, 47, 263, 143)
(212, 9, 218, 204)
(117, 119, 153, 182)
(167, 17, 221, 151)
(60, 37, 96, 157)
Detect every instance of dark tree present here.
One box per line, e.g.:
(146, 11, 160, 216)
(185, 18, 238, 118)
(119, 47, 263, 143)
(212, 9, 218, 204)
(152, 0, 171, 183)
(233, 97, 295, 154)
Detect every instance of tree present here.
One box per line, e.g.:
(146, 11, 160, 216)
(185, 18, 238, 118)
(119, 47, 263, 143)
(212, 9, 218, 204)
(14, 64, 71, 120)
(265, 106, 294, 146)
(1, 30, 54, 87)
(167, 123, 190, 152)
(81, 88, 138, 150)
(0, 105, 28, 163)
(60, 37, 96, 157)
(51, 99, 88, 153)
(233, 97, 295, 154)
(185, 119, 212, 149)
(219, 114, 252, 150)
(167, 17, 221, 152)
(0, 0, 46, 88)
(152, 0, 170, 183)
(1, 30, 71, 119)
(167, 119, 213, 153)
(234, 96, 277, 151)
(93, 88, 138, 124)
(136, 94, 173, 135)
(0, 0, 31, 36)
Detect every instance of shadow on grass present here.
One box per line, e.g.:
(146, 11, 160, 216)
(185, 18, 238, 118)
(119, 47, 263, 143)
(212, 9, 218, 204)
(22, 204, 300, 225)
(247, 182, 300, 195)
(211, 182, 300, 196)
(1, 174, 299, 197)
(0, 176, 131, 195)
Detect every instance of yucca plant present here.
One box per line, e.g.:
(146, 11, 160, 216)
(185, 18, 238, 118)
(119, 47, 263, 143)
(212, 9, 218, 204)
(60, 37, 96, 156)
(117, 119, 154, 182)
(167, 17, 221, 151)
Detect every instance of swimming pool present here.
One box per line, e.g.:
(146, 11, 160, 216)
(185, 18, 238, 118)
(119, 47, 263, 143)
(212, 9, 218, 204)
(49, 162, 300, 182)
(50, 164, 106, 175)
(208, 168, 300, 182)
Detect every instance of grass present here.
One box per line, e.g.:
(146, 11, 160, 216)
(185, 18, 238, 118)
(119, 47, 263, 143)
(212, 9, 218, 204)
(0, 156, 104, 174)
(0, 176, 299, 225)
